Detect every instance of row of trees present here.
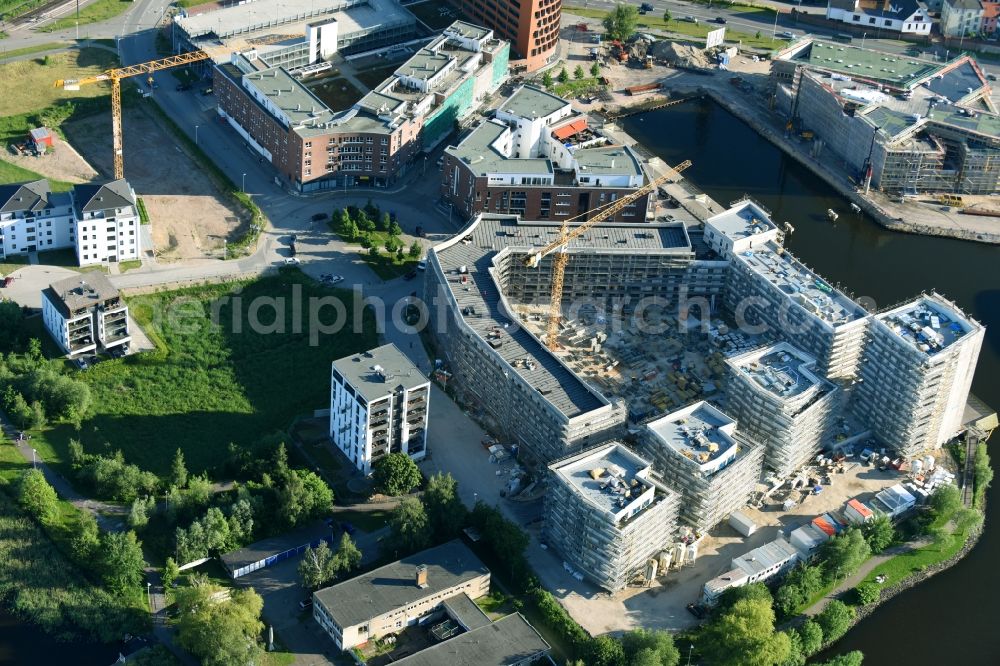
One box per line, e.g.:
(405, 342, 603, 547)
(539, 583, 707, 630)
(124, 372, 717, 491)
(541, 62, 602, 90)
(331, 203, 421, 263)
(0, 343, 92, 429)
(17, 469, 145, 596)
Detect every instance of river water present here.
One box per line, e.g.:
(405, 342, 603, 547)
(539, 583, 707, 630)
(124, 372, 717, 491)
(0, 609, 116, 665)
(623, 99, 1000, 665)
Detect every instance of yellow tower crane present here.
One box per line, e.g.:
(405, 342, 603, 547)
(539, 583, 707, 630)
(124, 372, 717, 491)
(523, 160, 692, 350)
(54, 50, 214, 179)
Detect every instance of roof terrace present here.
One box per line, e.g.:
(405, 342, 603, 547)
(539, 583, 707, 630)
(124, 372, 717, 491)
(498, 85, 570, 120)
(550, 443, 658, 521)
(706, 200, 777, 242)
(877, 294, 980, 355)
(728, 342, 833, 400)
(794, 41, 940, 89)
(645, 401, 739, 474)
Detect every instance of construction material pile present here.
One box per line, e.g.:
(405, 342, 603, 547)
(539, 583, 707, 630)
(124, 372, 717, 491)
(652, 41, 712, 68)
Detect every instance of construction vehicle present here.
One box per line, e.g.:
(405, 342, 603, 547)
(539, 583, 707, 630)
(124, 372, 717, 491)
(939, 193, 964, 207)
(523, 160, 692, 350)
(644, 55, 653, 69)
(54, 50, 214, 179)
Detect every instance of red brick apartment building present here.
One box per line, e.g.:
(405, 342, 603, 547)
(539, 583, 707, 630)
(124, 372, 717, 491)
(448, 0, 560, 71)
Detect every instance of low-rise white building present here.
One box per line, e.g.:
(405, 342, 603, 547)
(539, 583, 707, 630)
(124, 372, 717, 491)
(330, 343, 429, 474)
(72, 180, 141, 266)
(41, 273, 130, 357)
(0, 180, 76, 257)
(702, 537, 801, 604)
(826, 0, 933, 35)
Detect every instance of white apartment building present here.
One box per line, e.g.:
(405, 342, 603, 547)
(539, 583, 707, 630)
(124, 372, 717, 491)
(330, 343, 430, 474)
(704, 200, 871, 380)
(726, 342, 842, 479)
(853, 293, 984, 457)
(544, 443, 680, 592)
(41, 273, 131, 357)
(72, 180, 141, 266)
(826, 0, 933, 35)
(941, 0, 985, 37)
(0, 180, 76, 257)
(0, 179, 140, 266)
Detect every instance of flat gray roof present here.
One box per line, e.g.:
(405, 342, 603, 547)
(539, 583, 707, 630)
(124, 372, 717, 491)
(550, 443, 655, 518)
(44, 273, 122, 317)
(243, 66, 339, 129)
(432, 214, 691, 419)
(314, 540, 488, 629)
(442, 592, 491, 631)
(877, 293, 980, 356)
(177, 0, 413, 41)
(219, 522, 331, 571)
(706, 200, 776, 241)
(574, 145, 643, 178)
(332, 343, 428, 403)
(645, 402, 740, 473)
(447, 20, 491, 41)
(498, 85, 569, 119)
(393, 613, 549, 666)
(733, 538, 799, 577)
(396, 45, 453, 82)
(728, 342, 833, 400)
(446, 121, 553, 177)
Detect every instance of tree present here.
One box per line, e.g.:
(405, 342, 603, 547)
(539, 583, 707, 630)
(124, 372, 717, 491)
(853, 581, 880, 605)
(227, 498, 254, 546)
(68, 438, 87, 468)
(29, 400, 46, 428)
(175, 580, 265, 666)
(100, 531, 146, 594)
(356, 210, 375, 232)
(342, 216, 359, 242)
(816, 600, 855, 644)
(470, 501, 530, 581)
(171, 448, 189, 489)
(388, 497, 430, 553)
(542, 71, 554, 88)
(423, 472, 467, 541)
(408, 240, 422, 259)
(368, 246, 380, 258)
(71, 511, 101, 562)
(813, 651, 864, 666)
(388, 220, 403, 237)
(163, 557, 180, 589)
(929, 484, 962, 523)
(0, 299, 24, 350)
(558, 67, 570, 84)
(781, 629, 805, 666)
(372, 452, 422, 496)
(620, 628, 680, 666)
(860, 515, 895, 553)
(18, 469, 58, 524)
(364, 198, 380, 221)
(797, 619, 823, 657)
(590, 61, 601, 77)
(299, 540, 337, 589)
(334, 532, 362, 573)
(585, 635, 626, 666)
(379, 211, 392, 232)
(662, 8, 672, 22)
(819, 528, 870, 582)
(775, 564, 823, 617)
(128, 496, 155, 530)
(713, 582, 772, 618)
(574, 64, 586, 80)
(384, 236, 399, 254)
(602, 3, 640, 42)
(756, 30, 762, 39)
(699, 598, 791, 666)
(4, 389, 33, 430)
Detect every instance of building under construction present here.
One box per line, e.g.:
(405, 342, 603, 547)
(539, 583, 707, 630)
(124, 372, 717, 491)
(772, 39, 1000, 195)
(544, 443, 680, 592)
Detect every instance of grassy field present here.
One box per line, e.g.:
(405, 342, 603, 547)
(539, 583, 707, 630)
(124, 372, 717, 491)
(0, 159, 75, 190)
(307, 77, 363, 112)
(563, 5, 788, 51)
(29, 271, 378, 479)
(0, 48, 117, 118)
(0, 254, 28, 276)
(550, 74, 603, 98)
(355, 64, 399, 91)
(0, 41, 69, 61)
(862, 526, 970, 589)
(329, 508, 392, 533)
(0, 0, 48, 21)
(40, 0, 134, 32)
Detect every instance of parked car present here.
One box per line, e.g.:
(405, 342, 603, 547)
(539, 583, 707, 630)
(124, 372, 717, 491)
(777, 31, 795, 39)
(311, 212, 328, 222)
(329, 275, 344, 284)
(682, 15, 698, 23)
(284, 257, 300, 265)
(641, 2, 654, 11)
(416, 259, 427, 271)
(175, 83, 192, 92)
(714, 16, 727, 24)
(201, 87, 213, 95)
(989, 73, 998, 81)
(403, 270, 417, 281)
(72, 357, 89, 370)
(299, 598, 313, 610)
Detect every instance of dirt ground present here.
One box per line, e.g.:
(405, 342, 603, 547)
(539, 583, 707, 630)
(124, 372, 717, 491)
(540, 460, 906, 635)
(63, 107, 246, 261)
(3, 141, 98, 184)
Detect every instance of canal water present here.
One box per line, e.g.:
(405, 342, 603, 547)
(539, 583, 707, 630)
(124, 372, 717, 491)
(623, 99, 1000, 665)
(0, 608, 116, 665)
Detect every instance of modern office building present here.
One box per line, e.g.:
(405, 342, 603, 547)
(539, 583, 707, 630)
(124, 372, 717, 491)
(441, 85, 652, 222)
(330, 343, 430, 474)
(312, 540, 490, 650)
(213, 21, 509, 191)
(544, 442, 680, 592)
(0, 179, 140, 266)
(445, 0, 560, 72)
(704, 199, 871, 379)
(853, 293, 984, 457)
(41, 273, 130, 357)
(726, 342, 841, 478)
(640, 401, 764, 533)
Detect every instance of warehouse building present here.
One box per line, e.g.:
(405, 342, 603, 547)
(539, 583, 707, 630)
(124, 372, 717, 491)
(330, 343, 429, 474)
(544, 442, 680, 592)
(640, 402, 764, 533)
(441, 85, 652, 222)
(853, 293, 984, 457)
(726, 342, 842, 479)
(213, 21, 508, 191)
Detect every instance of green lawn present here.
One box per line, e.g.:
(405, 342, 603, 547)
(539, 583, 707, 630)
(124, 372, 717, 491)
(862, 528, 970, 589)
(0, 0, 49, 22)
(0, 42, 68, 61)
(0, 254, 28, 276)
(564, 6, 788, 50)
(118, 259, 142, 272)
(329, 508, 392, 533)
(35, 248, 107, 272)
(354, 230, 419, 279)
(551, 75, 603, 98)
(40, 0, 134, 32)
(29, 271, 378, 479)
(355, 64, 399, 92)
(0, 159, 75, 191)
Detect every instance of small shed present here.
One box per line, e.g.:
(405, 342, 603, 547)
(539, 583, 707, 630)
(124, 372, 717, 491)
(844, 498, 874, 524)
(728, 510, 757, 537)
(28, 127, 54, 151)
(220, 522, 335, 579)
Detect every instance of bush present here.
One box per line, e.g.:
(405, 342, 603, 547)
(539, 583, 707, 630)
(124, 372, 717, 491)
(798, 619, 823, 658)
(78, 452, 159, 503)
(853, 581, 880, 606)
(532, 587, 589, 649)
(17, 469, 58, 524)
(816, 600, 855, 644)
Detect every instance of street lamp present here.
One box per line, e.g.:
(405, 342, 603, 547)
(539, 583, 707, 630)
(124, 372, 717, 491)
(146, 582, 152, 612)
(195, 125, 200, 145)
(686, 644, 694, 666)
(31, 448, 36, 468)
(861, 32, 867, 50)
(241, 172, 247, 193)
